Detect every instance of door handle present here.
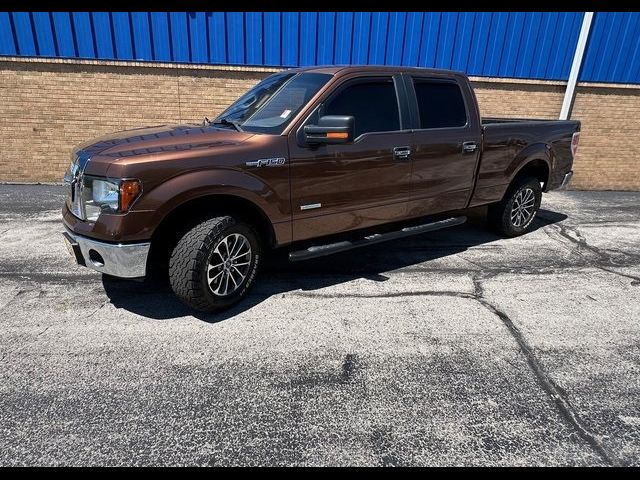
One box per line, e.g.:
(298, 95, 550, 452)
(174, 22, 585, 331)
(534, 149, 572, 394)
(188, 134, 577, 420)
(393, 146, 412, 160)
(462, 141, 478, 154)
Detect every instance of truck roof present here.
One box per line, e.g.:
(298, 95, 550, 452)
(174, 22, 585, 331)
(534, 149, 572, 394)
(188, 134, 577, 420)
(283, 65, 467, 78)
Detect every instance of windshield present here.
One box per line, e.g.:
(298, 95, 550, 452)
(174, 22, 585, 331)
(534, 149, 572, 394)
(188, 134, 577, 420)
(214, 72, 332, 134)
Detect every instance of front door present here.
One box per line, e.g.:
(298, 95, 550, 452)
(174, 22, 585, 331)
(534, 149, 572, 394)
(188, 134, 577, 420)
(287, 75, 413, 242)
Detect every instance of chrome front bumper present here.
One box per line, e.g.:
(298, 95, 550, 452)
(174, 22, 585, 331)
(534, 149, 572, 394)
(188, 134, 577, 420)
(559, 170, 574, 190)
(62, 227, 150, 278)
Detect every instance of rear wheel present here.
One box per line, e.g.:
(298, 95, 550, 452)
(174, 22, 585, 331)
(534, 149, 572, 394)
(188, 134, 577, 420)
(487, 176, 542, 237)
(169, 216, 261, 312)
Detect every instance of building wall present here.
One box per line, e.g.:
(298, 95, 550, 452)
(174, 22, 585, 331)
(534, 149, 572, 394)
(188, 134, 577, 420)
(0, 56, 638, 190)
(471, 78, 640, 190)
(0, 57, 275, 183)
(3, 12, 640, 84)
(0, 12, 587, 81)
(571, 84, 640, 190)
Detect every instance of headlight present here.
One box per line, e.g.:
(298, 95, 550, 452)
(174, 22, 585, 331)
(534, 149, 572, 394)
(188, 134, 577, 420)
(81, 176, 142, 221)
(84, 178, 119, 220)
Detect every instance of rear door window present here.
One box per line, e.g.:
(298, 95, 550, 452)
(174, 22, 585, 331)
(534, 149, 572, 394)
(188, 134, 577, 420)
(412, 79, 467, 129)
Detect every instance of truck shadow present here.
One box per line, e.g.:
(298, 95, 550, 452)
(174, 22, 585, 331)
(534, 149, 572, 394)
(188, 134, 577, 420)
(102, 207, 567, 322)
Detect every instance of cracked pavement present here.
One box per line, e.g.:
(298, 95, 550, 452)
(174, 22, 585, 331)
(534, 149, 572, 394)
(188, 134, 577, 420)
(0, 184, 639, 466)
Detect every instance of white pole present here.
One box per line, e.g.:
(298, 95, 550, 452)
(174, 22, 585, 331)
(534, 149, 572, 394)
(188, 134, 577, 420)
(560, 12, 595, 120)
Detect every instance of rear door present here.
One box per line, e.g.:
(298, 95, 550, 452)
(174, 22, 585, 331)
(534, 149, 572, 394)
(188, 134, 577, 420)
(404, 75, 482, 217)
(287, 74, 413, 242)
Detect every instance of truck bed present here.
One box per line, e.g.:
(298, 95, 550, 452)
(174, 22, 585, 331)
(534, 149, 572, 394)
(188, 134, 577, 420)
(470, 117, 580, 206)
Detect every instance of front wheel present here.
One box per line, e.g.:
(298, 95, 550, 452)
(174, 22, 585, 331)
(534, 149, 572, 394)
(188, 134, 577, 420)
(169, 216, 261, 312)
(487, 176, 542, 237)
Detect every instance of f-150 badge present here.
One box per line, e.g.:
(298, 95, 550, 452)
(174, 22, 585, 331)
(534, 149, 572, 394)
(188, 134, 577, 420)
(245, 157, 286, 168)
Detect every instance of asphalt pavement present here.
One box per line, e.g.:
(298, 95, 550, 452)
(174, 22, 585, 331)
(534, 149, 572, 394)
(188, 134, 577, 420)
(0, 184, 639, 466)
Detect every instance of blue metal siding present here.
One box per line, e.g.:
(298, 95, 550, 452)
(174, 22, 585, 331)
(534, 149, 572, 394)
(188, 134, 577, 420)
(335, 12, 353, 64)
(50, 12, 76, 58)
(0, 11, 638, 83)
(187, 12, 207, 64)
(92, 12, 115, 59)
(581, 12, 640, 83)
(71, 12, 94, 58)
(451, 12, 474, 72)
(207, 12, 225, 64)
(31, 12, 56, 57)
(245, 11, 262, 65)
(352, 12, 370, 65)
(299, 12, 316, 66)
(112, 12, 134, 59)
(263, 12, 280, 66)
(317, 12, 335, 65)
(12, 12, 37, 56)
(385, 12, 406, 66)
(281, 12, 298, 67)
(0, 12, 16, 55)
(401, 12, 422, 67)
(368, 12, 388, 65)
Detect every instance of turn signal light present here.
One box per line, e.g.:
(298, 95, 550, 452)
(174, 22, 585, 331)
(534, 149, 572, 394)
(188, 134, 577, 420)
(326, 132, 348, 139)
(119, 179, 142, 212)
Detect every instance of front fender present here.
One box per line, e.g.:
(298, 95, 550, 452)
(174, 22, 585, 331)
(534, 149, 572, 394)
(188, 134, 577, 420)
(134, 168, 290, 236)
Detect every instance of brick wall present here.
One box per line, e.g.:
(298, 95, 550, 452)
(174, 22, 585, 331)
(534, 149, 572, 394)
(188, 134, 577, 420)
(0, 57, 638, 190)
(0, 58, 275, 183)
(570, 84, 640, 190)
(471, 77, 640, 191)
(471, 77, 566, 119)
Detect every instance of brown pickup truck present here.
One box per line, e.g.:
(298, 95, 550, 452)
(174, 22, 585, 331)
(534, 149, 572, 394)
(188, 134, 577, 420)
(62, 66, 580, 312)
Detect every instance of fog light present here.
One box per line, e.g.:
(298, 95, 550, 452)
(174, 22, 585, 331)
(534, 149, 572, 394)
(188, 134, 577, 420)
(88, 249, 105, 267)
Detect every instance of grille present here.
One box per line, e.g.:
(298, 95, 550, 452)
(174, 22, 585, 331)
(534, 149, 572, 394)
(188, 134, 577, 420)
(64, 157, 84, 219)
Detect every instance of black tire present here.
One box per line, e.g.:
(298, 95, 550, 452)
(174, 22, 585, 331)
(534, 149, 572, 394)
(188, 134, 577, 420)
(169, 216, 261, 312)
(487, 176, 542, 237)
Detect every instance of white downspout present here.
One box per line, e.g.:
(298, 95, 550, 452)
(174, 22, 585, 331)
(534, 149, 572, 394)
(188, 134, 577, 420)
(559, 12, 595, 120)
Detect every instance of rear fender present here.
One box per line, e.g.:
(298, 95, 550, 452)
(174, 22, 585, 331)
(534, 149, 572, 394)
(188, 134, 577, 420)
(507, 143, 552, 186)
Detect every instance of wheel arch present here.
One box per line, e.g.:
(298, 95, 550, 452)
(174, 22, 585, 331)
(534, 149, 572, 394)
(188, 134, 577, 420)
(151, 193, 277, 249)
(511, 158, 550, 191)
(508, 143, 552, 192)
(145, 192, 279, 278)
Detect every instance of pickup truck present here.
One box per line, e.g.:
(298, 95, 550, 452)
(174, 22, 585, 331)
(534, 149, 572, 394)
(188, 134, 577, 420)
(62, 66, 580, 312)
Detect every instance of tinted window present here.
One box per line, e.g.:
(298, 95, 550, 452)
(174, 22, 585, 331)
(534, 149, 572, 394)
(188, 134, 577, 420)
(413, 80, 467, 129)
(323, 80, 400, 138)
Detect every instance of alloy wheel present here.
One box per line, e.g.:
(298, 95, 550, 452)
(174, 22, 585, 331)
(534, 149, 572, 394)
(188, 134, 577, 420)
(207, 233, 252, 296)
(510, 187, 536, 227)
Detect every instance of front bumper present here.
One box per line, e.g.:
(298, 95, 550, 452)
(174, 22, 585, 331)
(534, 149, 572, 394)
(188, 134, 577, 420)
(559, 170, 574, 190)
(62, 227, 150, 278)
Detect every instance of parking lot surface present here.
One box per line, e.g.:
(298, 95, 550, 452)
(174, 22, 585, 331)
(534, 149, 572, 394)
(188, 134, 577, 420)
(0, 184, 639, 466)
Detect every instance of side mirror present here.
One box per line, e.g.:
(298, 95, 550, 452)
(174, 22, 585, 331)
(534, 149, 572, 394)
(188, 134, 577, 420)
(303, 115, 355, 145)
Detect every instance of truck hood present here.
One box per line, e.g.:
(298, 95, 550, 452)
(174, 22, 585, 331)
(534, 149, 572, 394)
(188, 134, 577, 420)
(73, 123, 255, 171)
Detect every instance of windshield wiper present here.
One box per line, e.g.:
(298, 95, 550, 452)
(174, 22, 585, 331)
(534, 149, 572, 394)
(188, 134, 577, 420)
(210, 117, 243, 132)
